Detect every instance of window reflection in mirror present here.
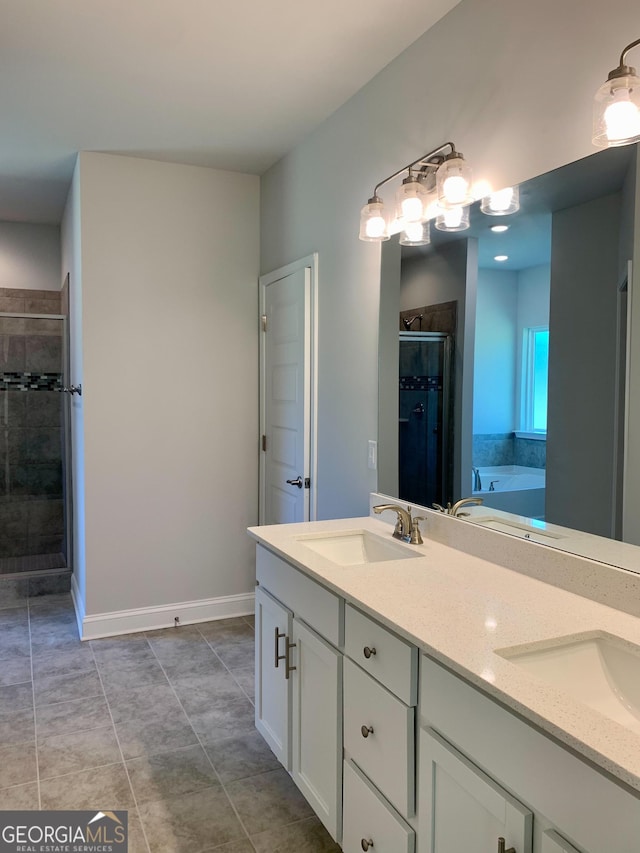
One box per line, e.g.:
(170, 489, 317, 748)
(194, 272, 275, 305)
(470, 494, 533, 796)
(379, 143, 640, 566)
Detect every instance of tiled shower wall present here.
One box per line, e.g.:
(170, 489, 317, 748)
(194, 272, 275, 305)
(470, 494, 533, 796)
(472, 433, 546, 469)
(0, 288, 65, 563)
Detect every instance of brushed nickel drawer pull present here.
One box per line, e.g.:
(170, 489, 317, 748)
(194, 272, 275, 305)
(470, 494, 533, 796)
(274, 627, 286, 668)
(363, 646, 377, 659)
(361, 725, 374, 738)
(498, 838, 515, 853)
(361, 839, 374, 851)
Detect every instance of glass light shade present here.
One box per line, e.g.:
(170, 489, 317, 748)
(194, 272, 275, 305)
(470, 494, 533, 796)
(435, 205, 470, 232)
(399, 220, 431, 246)
(436, 154, 473, 208)
(593, 73, 640, 147)
(480, 185, 519, 216)
(359, 199, 390, 242)
(396, 177, 428, 223)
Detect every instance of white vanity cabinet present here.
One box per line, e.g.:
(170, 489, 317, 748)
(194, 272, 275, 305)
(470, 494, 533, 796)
(342, 603, 419, 853)
(254, 546, 343, 842)
(419, 656, 640, 853)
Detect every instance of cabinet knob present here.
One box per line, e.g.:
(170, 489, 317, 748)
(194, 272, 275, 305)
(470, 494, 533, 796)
(360, 725, 374, 738)
(497, 838, 515, 853)
(360, 839, 374, 851)
(363, 646, 377, 659)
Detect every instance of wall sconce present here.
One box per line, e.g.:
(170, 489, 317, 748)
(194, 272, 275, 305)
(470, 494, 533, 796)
(593, 37, 640, 147)
(480, 186, 519, 216)
(359, 142, 472, 242)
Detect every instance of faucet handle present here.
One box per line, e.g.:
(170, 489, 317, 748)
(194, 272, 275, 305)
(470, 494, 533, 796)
(410, 516, 427, 545)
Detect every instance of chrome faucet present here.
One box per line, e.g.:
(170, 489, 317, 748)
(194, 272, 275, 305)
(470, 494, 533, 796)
(472, 467, 482, 491)
(373, 503, 413, 542)
(450, 497, 484, 517)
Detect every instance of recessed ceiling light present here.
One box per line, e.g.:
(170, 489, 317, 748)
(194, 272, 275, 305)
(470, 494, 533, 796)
(490, 225, 509, 233)
(494, 255, 509, 262)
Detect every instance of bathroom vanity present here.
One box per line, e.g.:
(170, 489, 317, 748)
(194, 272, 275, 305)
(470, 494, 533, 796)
(248, 512, 640, 853)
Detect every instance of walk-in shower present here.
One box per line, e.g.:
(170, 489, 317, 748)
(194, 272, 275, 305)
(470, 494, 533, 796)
(0, 291, 72, 583)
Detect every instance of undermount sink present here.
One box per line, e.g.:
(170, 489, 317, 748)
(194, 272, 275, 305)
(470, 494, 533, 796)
(497, 632, 640, 733)
(294, 529, 420, 566)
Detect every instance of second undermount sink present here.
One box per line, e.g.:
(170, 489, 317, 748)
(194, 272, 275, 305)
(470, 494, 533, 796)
(497, 632, 640, 733)
(294, 529, 420, 566)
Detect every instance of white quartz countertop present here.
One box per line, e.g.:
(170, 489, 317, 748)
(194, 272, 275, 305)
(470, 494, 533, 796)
(248, 516, 640, 795)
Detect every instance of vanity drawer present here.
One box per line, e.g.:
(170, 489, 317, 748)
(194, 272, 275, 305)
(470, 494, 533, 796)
(343, 657, 414, 817)
(342, 759, 414, 853)
(345, 603, 417, 704)
(256, 545, 343, 646)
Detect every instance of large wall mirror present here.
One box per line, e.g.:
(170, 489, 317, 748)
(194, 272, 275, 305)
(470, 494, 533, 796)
(378, 143, 640, 573)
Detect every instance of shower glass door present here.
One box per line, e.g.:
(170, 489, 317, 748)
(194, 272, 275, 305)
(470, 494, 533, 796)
(398, 332, 452, 509)
(0, 314, 69, 576)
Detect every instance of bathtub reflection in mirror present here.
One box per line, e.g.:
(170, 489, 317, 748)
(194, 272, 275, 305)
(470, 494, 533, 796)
(378, 143, 640, 571)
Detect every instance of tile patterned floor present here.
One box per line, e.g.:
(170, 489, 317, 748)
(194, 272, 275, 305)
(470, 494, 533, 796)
(0, 580, 341, 853)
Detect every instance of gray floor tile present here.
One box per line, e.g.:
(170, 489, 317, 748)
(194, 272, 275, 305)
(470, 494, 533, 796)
(0, 742, 37, 788)
(114, 706, 199, 760)
(126, 744, 219, 805)
(98, 657, 169, 690)
(173, 671, 246, 717)
(0, 781, 39, 809)
(160, 646, 226, 682)
(38, 723, 121, 780)
(230, 666, 255, 703)
(198, 620, 254, 649)
(0, 608, 29, 629)
(104, 681, 183, 724)
(30, 622, 80, 654)
(203, 732, 279, 784)
(0, 656, 32, 688)
(0, 626, 31, 659)
(226, 768, 313, 836)
(32, 645, 96, 678)
(40, 763, 135, 810)
(28, 592, 73, 610)
(34, 669, 104, 707)
(0, 681, 33, 712)
(128, 811, 151, 853)
(187, 696, 256, 742)
(242, 615, 255, 628)
(250, 817, 341, 852)
(0, 707, 34, 746)
(203, 842, 254, 853)
(214, 641, 255, 672)
(138, 787, 245, 853)
(36, 695, 112, 739)
(91, 635, 156, 666)
(0, 580, 28, 610)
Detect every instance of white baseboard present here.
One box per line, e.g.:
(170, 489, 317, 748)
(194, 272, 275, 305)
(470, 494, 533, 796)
(75, 591, 255, 641)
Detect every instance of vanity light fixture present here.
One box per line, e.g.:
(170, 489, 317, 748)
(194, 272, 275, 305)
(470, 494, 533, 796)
(480, 186, 519, 216)
(593, 37, 640, 147)
(490, 224, 510, 233)
(358, 141, 472, 242)
(435, 204, 470, 232)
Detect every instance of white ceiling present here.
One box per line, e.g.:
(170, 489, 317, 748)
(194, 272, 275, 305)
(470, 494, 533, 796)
(0, 0, 462, 224)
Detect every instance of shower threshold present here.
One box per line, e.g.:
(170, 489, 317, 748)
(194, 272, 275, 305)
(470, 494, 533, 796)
(0, 552, 67, 577)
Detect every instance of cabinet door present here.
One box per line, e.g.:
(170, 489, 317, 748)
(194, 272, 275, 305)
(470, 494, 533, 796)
(291, 617, 343, 842)
(419, 728, 533, 853)
(541, 829, 581, 853)
(255, 586, 292, 768)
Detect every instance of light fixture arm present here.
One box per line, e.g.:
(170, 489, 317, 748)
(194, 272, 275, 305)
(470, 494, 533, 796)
(610, 37, 640, 79)
(373, 141, 456, 197)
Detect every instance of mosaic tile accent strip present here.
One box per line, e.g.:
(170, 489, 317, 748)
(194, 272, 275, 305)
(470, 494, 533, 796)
(0, 372, 62, 391)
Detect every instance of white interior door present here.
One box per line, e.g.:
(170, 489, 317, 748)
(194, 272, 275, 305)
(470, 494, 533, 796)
(260, 258, 316, 524)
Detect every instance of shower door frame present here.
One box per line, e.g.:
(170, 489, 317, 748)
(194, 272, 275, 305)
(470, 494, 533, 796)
(0, 311, 73, 579)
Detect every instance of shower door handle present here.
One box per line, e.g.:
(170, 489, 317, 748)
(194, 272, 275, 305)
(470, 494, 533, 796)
(286, 476, 303, 489)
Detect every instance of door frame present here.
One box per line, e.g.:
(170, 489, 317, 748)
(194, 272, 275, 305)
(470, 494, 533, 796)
(259, 253, 318, 524)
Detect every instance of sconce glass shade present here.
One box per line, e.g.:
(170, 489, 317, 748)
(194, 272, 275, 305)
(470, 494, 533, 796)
(399, 220, 431, 246)
(593, 71, 640, 147)
(435, 205, 470, 232)
(436, 152, 473, 208)
(396, 176, 428, 222)
(480, 186, 519, 216)
(359, 197, 390, 242)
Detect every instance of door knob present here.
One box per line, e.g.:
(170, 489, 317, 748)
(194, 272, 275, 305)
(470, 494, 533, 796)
(286, 476, 303, 488)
